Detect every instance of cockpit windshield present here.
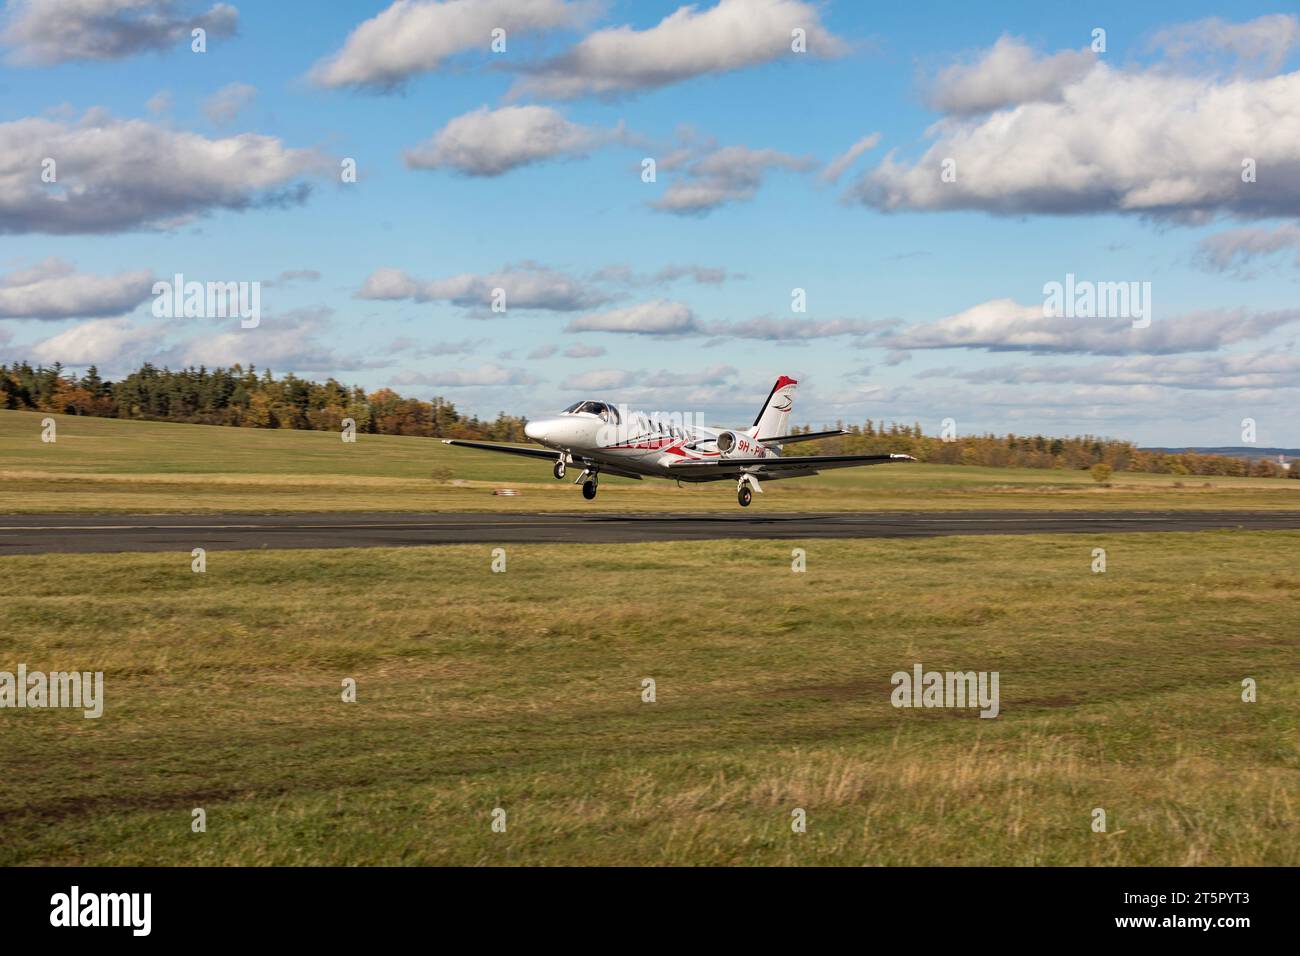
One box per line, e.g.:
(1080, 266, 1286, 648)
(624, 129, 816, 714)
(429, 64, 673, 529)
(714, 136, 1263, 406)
(560, 400, 619, 423)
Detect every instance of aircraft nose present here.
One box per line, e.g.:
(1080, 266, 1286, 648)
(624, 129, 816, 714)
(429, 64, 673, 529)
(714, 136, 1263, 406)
(525, 419, 549, 442)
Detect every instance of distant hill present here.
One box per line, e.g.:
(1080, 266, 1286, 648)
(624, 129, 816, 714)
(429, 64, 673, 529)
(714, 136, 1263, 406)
(1141, 447, 1300, 461)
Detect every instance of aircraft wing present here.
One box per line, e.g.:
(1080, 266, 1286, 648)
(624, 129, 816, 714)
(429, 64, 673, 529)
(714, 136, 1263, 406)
(756, 429, 847, 446)
(671, 452, 915, 478)
(442, 439, 557, 460)
(441, 439, 644, 479)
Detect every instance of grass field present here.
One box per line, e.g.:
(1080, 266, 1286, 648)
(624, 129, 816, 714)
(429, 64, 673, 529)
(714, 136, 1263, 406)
(3, 409, 1298, 513)
(1, 531, 1296, 865)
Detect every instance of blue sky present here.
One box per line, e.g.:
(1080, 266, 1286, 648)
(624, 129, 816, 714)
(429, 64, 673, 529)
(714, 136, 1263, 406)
(1, 0, 1298, 445)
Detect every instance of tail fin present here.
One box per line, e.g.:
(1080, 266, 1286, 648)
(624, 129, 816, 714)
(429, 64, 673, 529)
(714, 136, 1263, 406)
(751, 375, 797, 439)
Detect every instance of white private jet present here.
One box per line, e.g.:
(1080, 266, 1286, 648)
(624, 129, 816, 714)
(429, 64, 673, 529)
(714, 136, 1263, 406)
(443, 375, 915, 507)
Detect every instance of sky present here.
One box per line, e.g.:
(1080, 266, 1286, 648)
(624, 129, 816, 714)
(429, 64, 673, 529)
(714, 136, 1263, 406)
(1, 0, 1298, 446)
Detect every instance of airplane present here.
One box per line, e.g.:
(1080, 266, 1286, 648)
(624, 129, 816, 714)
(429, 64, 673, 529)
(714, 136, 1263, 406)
(442, 375, 915, 507)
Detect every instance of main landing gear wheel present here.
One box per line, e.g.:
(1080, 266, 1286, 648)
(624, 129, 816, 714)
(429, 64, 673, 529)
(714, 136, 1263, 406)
(582, 478, 598, 500)
(737, 484, 753, 508)
(553, 459, 566, 480)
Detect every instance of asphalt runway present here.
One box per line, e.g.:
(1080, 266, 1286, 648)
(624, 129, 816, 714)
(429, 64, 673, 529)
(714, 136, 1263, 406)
(1, 510, 1299, 555)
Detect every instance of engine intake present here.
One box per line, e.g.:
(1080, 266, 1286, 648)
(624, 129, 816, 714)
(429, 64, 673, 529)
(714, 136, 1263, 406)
(716, 430, 738, 453)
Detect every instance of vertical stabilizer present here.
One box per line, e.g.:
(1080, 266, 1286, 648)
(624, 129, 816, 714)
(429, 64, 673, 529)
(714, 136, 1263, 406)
(751, 376, 797, 439)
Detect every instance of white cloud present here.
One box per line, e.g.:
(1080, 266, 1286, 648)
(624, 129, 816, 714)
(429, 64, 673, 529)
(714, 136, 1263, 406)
(566, 363, 736, 392)
(654, 142, 815, 215)
(170, 310, 370, 371)
(852, 33, 1300, 220)
(310, 0, 595, 90)
(710, 316, 896, 341)
(0, 257, 154, 318)
(358, 263, 610, 312)
(649, 264, 734, 284)
(884, 298, 1300, 355)
(926, 36, 1095, 115)
(818, 379, 1300, 437)
(932, 351, 1300, 391)
(2, 0, 237, 65)
(509, 0, 846, 100)
(567, 368, 632, 390)
(384, 336, 486, 357)
(641, 363, 737, 387)
(403, 105, 614, 176)
(590, 262, 739, 285)
(27, 317, 159, 368)
(1151, 14, 1300, 73)
(564, 302, 894, 340)
(261, 269, 322, 287)
(563, 343, 605, 358)
(1195, 222, 1300, 273)
(821, 132, 880, 183)
(392, 364, 536, 387)
(146, 90, 172, 115)
(565, 299, 698, 334)
(202, 81, 256, 126)
(0, 111, 327, 234)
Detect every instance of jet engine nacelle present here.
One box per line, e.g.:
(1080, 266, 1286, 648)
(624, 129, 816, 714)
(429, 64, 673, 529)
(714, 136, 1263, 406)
(717, 429, 764, 455)
(714, 431, 763, 457)
(716, 430, 760, 456)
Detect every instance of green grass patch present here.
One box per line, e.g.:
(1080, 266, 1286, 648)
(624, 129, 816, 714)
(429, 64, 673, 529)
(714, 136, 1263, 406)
(0, 531, 1295, 865)
(3, 409, 1298, 513)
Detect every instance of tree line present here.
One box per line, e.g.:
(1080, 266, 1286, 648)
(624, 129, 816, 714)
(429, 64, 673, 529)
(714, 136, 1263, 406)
(785, 421, 1297, 478)
(2, 361, 1294, 478)
(0, 361, 527, 441)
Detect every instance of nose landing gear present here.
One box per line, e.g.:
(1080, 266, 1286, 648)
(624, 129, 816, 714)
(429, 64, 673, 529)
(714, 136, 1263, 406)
(553, 458, 566, 480)
(575, 468, 599, 500)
